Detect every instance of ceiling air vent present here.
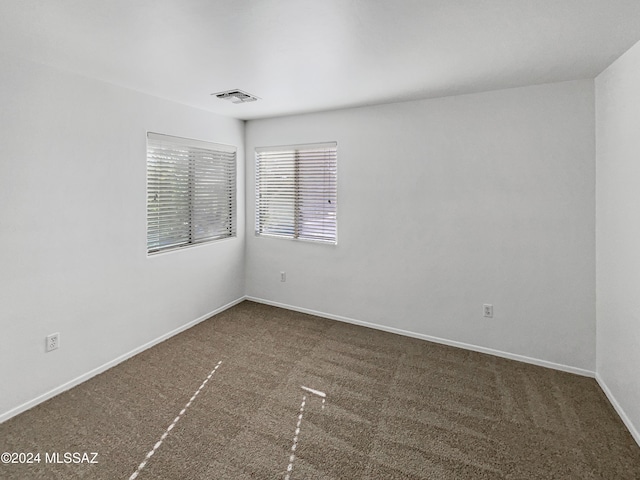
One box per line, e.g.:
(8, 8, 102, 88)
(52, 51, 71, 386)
(212, 89, 258, 104)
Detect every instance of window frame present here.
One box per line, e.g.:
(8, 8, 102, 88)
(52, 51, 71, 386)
(255, 142, 338, 245)
(146, 132, 237, 255)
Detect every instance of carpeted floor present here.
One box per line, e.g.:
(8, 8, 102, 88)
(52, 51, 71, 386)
(1, 301, 639, 479)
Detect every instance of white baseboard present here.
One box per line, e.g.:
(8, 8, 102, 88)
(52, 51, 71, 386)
(0, 296, 246, 424)
(596, 373, 640, 448)
(246, 296, 595, 378)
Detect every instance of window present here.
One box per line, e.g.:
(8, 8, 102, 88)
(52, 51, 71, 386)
(146, 132, 236, 254)
(256, 142, 337, 244)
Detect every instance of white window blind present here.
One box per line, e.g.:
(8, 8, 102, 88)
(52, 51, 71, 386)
(256, 142, 337, 243)
(147, 132, 236, 254)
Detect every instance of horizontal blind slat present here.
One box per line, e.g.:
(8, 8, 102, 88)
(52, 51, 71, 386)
(256, 142, 337, 244)
(147, 132, 237, 254)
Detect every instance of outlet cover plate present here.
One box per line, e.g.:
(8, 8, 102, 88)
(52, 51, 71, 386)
(46, 333, 60, 352)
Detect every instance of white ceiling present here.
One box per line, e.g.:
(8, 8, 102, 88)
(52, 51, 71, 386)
(2, 0, 640, 120)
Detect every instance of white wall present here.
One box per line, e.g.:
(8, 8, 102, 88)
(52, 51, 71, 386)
(0, 52, 601, 424)
(246, 80, 596, 372)
(0, 53, 245, 419)
(596, 40, 640, 443)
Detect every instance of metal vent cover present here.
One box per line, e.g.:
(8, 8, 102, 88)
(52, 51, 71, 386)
(212, 89, 258, 103)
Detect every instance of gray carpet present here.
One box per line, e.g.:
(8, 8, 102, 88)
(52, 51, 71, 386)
(1, 301, 639, 479)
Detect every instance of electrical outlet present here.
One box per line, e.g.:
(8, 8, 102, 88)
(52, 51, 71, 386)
(46, 333, 60, 352)
(280, 271, 286, 282)
(483, 304, 493, 318)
